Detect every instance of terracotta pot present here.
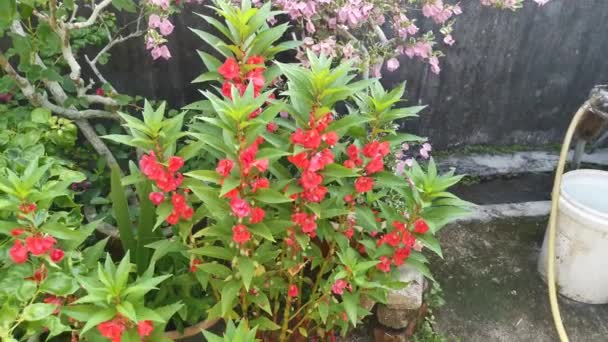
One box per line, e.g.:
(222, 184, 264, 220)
(164, 318, 220, 340)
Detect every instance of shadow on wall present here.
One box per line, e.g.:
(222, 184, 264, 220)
(101, 0, 608, 149)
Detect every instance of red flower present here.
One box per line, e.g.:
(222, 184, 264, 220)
(230, 197, 251, 218)
(50, 249, 65, 263)
(223, 188, 240, 199)
(300, 171, 323, 190)
(393, 247, 411, 266)
(188, 259, 200, 273)
(216, 159, 234, 177)
(168, 156, 184, 172)
(149, 192, 165, 205)
(343, 194, 354, 203)
(377, 256, 391, 272)
(232, 224, 251, 245)
(251, 177, 270, 192)
(246, 69, 265, 90)
(322, 131, 338, 146)
(222, 81, 233, 98)
(332, 279, 350, 295)
(384, 231, 401, 247)
(344, 227, 354, 240)
(365, 157, 384, 175)
(362, 141, 390, 158)
(246, 55, 265, 67)
(250, 207, 266, 224)
(43, 295, 64, 314)
(166, 212, 180, 225)
(266, 122, 278, 132)
(346, 145, 360, 160)
(288, 284, 299, 297)
(413, 218, 429, 234)
(288, 152, 309, 169)
(302, 186, 327, 203)
(25, 235, 56, 255)
(96, 87, 105, 96)
(137, 320, 154, 337)
(32, 267, 47, 282)
(98, 318, 126, 342)
(292, 212, 317, 237)
(10, 228, 25, 236)
(354, 176, 374, 193)
(253, 159, 269, 173)
(249, 108, 263, 119)
(392, 221, 407, 232)
(19, 203, 37, 214)
(9, 240, 28, 263)
(291, 128, 321, 149)
(218, 58, 240, 80)
(308, 149, 334, 172)
(402, 230, 416, 247)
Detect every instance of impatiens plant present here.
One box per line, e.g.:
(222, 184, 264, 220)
(96, 1, 469, 339)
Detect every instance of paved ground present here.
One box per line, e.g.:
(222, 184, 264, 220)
(431, 217, 608, 342)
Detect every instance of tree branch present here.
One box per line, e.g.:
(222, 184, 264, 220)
(65, 0, 113, 30)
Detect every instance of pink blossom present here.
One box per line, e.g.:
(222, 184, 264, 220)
(159, 19, 174, 36)
(305, 20, 315, 33)
(328, 17, 337, 29)
(452, 4, 463, 14)
(395, 160, 406, 175)
(401, 143, 409, 151)
(422, 142, 432, 151)
(405, 158, 414, 167)
(151, 45, 171, 60)
(342, 43, 356, 59)
(386, 58, 400, 72)
(429, 56, 440, 74)
(413, 41, 432, 58)
(148, 14, 162, 29)
(407, 23, 419, 35)
(146, 36, 156, 50)
(422, 0, 443, 18)
(371, 62, 382, 78)
(443, 34, 455, 46)
(149, 0, 170, 10)
(534, 0, 550, 4)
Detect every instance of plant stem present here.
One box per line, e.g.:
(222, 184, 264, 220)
(279, 280, 294, 341)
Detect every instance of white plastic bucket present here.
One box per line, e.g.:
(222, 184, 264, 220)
(538, 169, 608, 304)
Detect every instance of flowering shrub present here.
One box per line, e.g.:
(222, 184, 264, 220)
(267, 0, 551, 76)
(106, 1, 469, 340)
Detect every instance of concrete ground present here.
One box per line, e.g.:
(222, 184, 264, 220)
(431, 217, 608, 342)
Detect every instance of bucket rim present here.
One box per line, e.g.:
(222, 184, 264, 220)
(561, 169, 608, 221)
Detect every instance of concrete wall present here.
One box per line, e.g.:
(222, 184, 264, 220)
(101, 0, 608, 149)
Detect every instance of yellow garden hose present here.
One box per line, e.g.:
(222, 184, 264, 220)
(546, 102, 590, 342)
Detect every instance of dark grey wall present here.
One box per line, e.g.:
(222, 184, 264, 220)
(101, 0, 608, 149)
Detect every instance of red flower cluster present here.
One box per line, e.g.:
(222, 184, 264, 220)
(9, 234, 64, 264)
(140, 152, 193, 225)
(288, 112, 337, 203)
(374, 218, 430, 272)
(219, 56, 266, 102)
(292, 212, 317, 238)
(98, 316, 153, 342)
(232, 224, 251, 245)
(344, 141, 390, 194)
(140, 152, 184, 192)
(331, 279, 352, 295)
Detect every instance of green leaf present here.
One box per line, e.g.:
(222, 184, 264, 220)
(80, 308, 116, 334)
(0, 0, 16, 25)
(220, 176, 240, 197)
(342, 291, 359, 326)
(190, 245, 234, 261)
(321, 163, 359, 178)
(40, 272, 79, 296)
(31, 107, 51, 124)
(355, 206, 377, 232)
(250, 316, 281, 331)
(249, 223, 275, 242)
(318, 300, 329, 324)
(416, 233, 442, 258)
(110, 166, 135, 253)
(238, 257, 255, 291)
(117, 302, 138, 322)
(256, 148, 290, 160)
(253, 188, 293, 204)
(186, 170, 222, 184)
(220, 281, 241, 317)
(111, 0, 136, 12)
(83, 238, 109, 268)
(135, 180, 157, 274)
(22, 303, 56, 321)
(198, 263, 232, 278)
(250, 291, 272, 315)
